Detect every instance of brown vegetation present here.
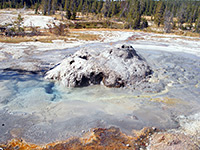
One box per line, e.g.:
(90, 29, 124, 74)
(0, 127, 159, 150)
(0, 30, 102, 43)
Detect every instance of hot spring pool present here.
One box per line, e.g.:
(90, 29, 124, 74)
(0, 45, 200, 144)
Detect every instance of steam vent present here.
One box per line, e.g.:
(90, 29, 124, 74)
(45, 45, 152, 88)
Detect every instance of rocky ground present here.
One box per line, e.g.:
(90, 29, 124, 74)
(0, 125, 199, 149)
(0, 11, 200, 149)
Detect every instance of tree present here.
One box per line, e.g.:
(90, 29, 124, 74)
(71, 3, 77, 20)
(77, 0, 83, 12)
(124, 0, 142, 29)
(141, 18, 148, 29)
(53, 23, 68, 36)
(52, 0, 56, 15)
(177, 4, 187, 28)
(101, 0, 111, 17)
(195, 14, 200, 33)
(126, 0, 135, 20)
(16, 14, 24, 32)
(66, 8, 71, 19)
(82, 0, 88, 15)
(139, 0, 146, 15)
(6, 13, 25, 36)
(48, 0, 52, 15)
(149, 0, 155, 16)
(164, 10, 173, 33)
(97, 0, 104, 13)
(0, 0, 200, 33)
(132, 12, 141, 29)
(110, 0, 116, 17)
(64, 0, 70, 11)
(91, 0, 98, 14)
(154, 1, 165, 27)
(35, 2, 39, 14)
(43, 0, 48, 15)
(145, 0, 150, 15)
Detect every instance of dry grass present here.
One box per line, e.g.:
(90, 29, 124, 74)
(70, 28, 127, 32)
(142, 26, 200, 37)
(0, 35, 58, 43)
(69, 32, 100, 41)
(0, 31, 101, 43)
(174, 31, 200, 37)
(0, 36, 35, 43)
(0, 27, 199, 44)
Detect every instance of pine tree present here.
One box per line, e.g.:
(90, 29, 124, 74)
(71, 3, 76, 20)
(16, 14, 24, 32)
(154, 1, 165, 27)
(145, 0, 150, 15)
(195, 14, 200, 33)
(91, 0, 98, 14)
(118, 0, 126, 18)
(141, 18, 148, 29)
(64, 0, 70, 11)
(97, 0, 104, 13)
(125, 0, 141, 29)
(70, 0, 77, 11)
(82, 0, 88, 15)
(52, 0, 56, 15)
(187, 5, 198, 29)
(139, 0, 146, 15)
(77, 0, 83, 12)
(164, 10, 173, 33)
(101, 0, 111, 17)
(48, 0, 52, 15)
(88, 0, 93, 13)
(126, 0, 134, 20)
(66, 8, 71, 19)
(132, 12, 141, 29)
(111, 1, 117, 17)
(71, 9, 76, 20)
(35, 1, 39, 14)
(177, 4, 187, 28)
(149, 0, 154, 16)
(43, 0, 48, 15)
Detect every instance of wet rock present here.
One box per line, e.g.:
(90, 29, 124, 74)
(45, 45, 152, 88)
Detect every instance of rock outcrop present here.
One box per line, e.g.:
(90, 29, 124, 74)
(45, 45, 152, 88)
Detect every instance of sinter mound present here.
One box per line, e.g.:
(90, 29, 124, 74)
(45, 45, 152, 88)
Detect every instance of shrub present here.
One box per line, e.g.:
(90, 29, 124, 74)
(48, 23, 69, 36)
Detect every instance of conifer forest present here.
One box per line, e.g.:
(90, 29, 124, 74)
(0, 0, 199, 32)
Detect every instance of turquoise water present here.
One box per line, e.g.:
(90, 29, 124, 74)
(0, 46, 200, 144)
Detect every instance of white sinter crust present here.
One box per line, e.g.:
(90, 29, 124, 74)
(45, 45, 152, 88)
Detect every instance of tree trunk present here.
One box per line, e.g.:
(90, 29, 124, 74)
(48, 0, 52, 15)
